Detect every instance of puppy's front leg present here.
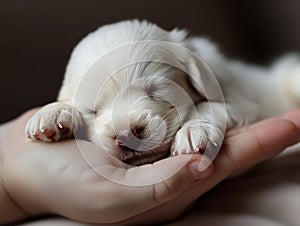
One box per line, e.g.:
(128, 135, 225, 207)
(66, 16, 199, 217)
(25, 102, 83, 142)
(171, 101, 239, 156)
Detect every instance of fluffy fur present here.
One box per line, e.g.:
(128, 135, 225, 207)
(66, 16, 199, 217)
(25, 20, 300, 166)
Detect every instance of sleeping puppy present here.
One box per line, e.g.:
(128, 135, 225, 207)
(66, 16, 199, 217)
(25, 20, 300, 166)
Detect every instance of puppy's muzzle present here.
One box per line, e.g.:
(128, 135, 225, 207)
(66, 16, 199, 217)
(116, 126, 145, 152)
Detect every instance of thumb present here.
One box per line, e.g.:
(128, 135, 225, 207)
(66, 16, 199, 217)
(108, 154, 213, 224)
(153, 154, 214, 204)
(122, 154, 214, 205)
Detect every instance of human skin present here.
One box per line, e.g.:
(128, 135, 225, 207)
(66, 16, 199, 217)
(1, 108, 300, 225)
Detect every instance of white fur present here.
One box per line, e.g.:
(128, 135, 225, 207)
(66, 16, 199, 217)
(25, 20, 300, 165)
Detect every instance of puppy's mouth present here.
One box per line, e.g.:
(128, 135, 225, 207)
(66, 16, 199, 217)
(116, 143, 171, 166)
(113, 125, 172, 165)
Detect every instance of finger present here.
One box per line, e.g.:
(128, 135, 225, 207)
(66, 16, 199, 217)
(125, 154, 213, 195)
(120, 156, 212, 224)
(104, 154, 213, 222)
(220, 118, 300, 177)
(226, 117, 285, 137)
(227, 109, 300, 137)
(172, 116, 300, 209)
(74, 140, 214, 221)
(281, 108, 300, 129)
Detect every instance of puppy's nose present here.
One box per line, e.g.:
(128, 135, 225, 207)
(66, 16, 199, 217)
(116, 127, 144, 151)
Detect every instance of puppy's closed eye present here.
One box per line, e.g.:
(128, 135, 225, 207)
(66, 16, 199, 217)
(144, 80, 174, 103)
(145, 87, 168, 103)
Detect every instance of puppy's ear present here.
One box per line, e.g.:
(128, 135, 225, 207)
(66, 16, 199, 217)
(152, 41, 223, 102)
(174, 48, 223, 102)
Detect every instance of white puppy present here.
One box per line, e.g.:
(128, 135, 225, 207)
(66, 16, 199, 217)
(25, 20, 300, 165)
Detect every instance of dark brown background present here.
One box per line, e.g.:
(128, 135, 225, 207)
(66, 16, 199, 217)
(1, 0, 300, 123)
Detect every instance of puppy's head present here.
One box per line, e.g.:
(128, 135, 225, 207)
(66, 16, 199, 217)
(82, 64, 202, 166)
(73, 20, 216, 165)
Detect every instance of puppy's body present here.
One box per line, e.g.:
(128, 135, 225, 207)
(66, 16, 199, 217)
(26, 20, 300, 165)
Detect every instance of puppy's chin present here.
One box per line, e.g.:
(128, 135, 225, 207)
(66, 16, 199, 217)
(116, 143, 171, 166)
(88, 131, 171, 166)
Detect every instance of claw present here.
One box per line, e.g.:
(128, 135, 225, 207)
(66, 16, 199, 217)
(58, 122, 64, 129)
(195, 146, 205, 154)
(211, 141, 218, 147)
(58, 122, 70, 135)
(33, 132, 40, 139)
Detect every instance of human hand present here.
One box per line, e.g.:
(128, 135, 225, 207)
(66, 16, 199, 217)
(0, 108, 213, 225)
(1, 109, 300, 225)
(127, 109, 300, 224)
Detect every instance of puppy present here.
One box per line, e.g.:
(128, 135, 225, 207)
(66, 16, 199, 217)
(25, 20, 300, 166)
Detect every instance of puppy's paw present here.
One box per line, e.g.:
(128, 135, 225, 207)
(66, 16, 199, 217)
(25, 102, 82, 142)
(171, 120, 223, 156)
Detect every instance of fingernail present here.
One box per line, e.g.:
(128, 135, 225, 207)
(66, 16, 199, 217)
(189, 159, 212, 181)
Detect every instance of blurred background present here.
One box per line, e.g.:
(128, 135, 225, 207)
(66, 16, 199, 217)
(1, 0, 300, 123)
